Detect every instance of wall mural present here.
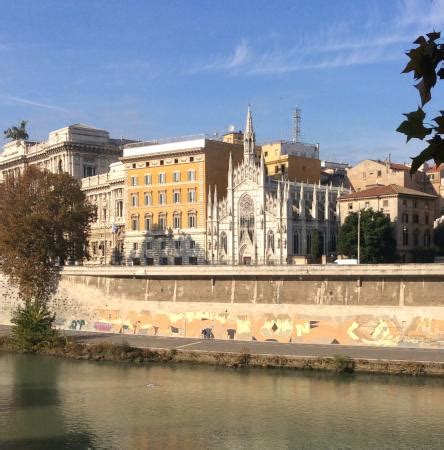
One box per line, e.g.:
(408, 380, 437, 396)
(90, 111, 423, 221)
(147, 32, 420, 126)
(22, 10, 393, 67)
(55, 309, 444, 347)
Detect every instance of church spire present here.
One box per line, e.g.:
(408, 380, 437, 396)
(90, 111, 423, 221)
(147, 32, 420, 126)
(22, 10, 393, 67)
(244, 105, 256, 164)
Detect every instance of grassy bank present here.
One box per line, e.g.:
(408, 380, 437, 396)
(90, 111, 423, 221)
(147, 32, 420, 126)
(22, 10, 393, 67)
(1, 335, 444, 376)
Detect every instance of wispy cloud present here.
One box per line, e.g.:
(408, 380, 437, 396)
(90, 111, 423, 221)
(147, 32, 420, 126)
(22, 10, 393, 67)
(4, 95, 70, 113)
(189, 0, 444, 76)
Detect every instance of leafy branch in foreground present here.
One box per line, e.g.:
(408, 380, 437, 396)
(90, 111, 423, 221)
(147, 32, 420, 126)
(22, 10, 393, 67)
(396, 31, 444, 174)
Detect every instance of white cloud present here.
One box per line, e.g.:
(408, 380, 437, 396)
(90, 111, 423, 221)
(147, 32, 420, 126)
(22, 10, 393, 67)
(4, 95, 70, 113)
(189, 0, 444, 77)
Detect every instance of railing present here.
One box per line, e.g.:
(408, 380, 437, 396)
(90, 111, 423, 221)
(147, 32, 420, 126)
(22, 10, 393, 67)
(124, 133, 224, 149)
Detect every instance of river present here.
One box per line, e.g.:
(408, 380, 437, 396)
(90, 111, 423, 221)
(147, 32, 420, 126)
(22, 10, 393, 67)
(0, 353, 443, 449)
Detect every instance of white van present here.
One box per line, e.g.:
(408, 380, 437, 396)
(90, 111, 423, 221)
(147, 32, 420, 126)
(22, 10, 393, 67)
(334, 259, 358, 265)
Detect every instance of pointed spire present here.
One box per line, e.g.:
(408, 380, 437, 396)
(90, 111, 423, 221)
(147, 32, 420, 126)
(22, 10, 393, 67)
(227, 152, 233, 190)
(213, 185, 218, 207)
(324, 183, 330, 221)
(299, 182, 305, 218)
(311, 183, 318, 219)
(244, 105, 256, 164)
(207, 185, 212, 218)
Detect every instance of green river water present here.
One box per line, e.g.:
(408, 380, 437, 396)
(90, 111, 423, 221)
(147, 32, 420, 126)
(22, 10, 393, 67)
(0, 352, 443, 449)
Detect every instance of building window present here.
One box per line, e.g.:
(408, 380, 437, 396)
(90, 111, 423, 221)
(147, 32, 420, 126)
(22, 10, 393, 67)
(413, 229, 419, 247)
(158, 173, 166, 184)
(402, 228, 409, 246)
(189, 157, 194, 162)
(131, 193, 139, 207)
(133, 242, 138, 251)
(189, 256, 197, 264)
(187, 169, 196, 181)
(414, 200, 418, 208)
(173, 191, 181, 204)
(131, 215, 139, 231)
(293, 231, 300, 254)
(307, 232, 312, 252)
(188, 212, 197, 228)
(130, 176, 138, 186)
(144, 174, 152, 185)
(364, 201, 370, 209)
(424, 230, 431, 248)
(146, 241, 153, 250)
(144, 192, 152, 206)
(116, 200, 123, 218)
(220, 232, 227, 254)
(132, 163, 136, 169)
(174, 257, 183, 265)
(377, 170, 382, 177)
(348, 203, 353, 210)
(145, 162, 150, 167)
(173, 213, 181, 229)
(83, 165, 96, 177)
(175, 241, 181, 250)
(158, 214, 167, 230)
(160, 241, 166, 250)
(189, 240, 196, 249)
(158, 191, 166, 205)
(425, 213, 429, 225)
(160, 160, 164, 166)
(383, 199, 389, 207)
(174, 158, 178, 164)
(188, 189, 196, 203)
(173, 171, 181, 182)
(401, 212, 409, 223)
(159, 256, 168, 265)
(413, 214, 419, 224)
(145, 214, 152, 231)
(267, 230, 275, 252)
(403, 199, 408, 206)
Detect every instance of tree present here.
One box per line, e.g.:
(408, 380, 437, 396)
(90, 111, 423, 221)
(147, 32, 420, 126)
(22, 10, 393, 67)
(3, 120, 29, 141)
(310, 229, 322, 262)
(337, 209, 397, 263)
(397, 32, 444, 174)
(434, 221, 444, 255)
(0, 166, 96, 349)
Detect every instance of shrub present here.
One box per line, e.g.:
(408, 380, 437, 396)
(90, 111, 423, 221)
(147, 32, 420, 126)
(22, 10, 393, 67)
(10, 301, 58, 352)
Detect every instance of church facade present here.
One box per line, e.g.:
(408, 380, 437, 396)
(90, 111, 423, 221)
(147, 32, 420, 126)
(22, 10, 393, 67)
(206, 107, 345, 265)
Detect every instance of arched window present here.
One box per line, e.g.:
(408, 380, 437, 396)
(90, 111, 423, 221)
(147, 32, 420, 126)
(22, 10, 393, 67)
(220, 231, 227, 253)
(58, 159, 63, 173)
(293, 231, 300, 254)
(267, 230, 275, 252)
(306, 232, 312, 252)
(131, 215, 139, 231)
(173, 212, 181, 229)
(158, 213, 167, 230)
(145, 214, 152, 231)
(239, 194, 254, 242)
(188, 211, 197, 228)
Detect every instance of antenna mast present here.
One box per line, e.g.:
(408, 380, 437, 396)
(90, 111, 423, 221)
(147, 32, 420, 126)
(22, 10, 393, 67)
(292, 107, 301, 143)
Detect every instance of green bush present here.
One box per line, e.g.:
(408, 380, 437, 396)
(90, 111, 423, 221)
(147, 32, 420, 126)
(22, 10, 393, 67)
(10, 301, 58, 352)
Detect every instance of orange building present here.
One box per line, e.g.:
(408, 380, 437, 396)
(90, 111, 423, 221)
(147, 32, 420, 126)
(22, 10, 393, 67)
(261, 141, 321, 184)
(121, 136, 243, 264)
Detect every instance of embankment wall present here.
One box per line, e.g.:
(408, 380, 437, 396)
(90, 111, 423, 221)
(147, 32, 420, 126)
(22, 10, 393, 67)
(2, 264, 444, 347)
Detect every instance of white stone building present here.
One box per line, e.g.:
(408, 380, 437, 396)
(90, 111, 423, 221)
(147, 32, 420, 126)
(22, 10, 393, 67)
(207, 108, 345, 265)
(0, 124, 125, 181)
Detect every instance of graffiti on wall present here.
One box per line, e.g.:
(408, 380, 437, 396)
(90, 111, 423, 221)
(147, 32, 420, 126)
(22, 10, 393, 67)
(57, 308, 444, 347)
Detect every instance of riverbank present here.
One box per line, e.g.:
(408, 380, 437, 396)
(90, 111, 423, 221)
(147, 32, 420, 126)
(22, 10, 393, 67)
(1, 334, 444, 376)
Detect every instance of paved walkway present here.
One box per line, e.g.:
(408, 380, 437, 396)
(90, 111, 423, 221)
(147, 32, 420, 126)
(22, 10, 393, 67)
(1, 324, 444, 363)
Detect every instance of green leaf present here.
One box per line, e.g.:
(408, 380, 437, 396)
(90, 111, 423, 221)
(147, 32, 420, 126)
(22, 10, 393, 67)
(410, 135, 444, 174)
(396, 107, 432, 141)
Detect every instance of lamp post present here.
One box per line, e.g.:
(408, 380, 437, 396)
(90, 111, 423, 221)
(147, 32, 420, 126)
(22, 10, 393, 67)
(357, 206, 361, 264)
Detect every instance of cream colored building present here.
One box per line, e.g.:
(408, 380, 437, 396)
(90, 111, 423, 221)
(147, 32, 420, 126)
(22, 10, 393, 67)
(81, 162, 125, 264)
(346, 159, 430, 193)
(338, 184, 437, 262)
(0, 124, 125, 181)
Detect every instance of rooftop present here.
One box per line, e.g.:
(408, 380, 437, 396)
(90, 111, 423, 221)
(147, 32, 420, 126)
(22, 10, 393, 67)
(338, 184, 437, 201)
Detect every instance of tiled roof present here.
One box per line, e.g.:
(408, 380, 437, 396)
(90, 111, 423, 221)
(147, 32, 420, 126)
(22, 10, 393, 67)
(338, 184, 437, 201)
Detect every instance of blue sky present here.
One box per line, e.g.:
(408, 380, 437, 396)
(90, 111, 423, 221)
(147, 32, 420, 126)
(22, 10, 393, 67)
(1, 0, 444, 164)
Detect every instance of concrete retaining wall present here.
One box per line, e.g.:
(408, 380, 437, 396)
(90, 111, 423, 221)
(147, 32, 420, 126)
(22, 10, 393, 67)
(2, 264, 444, 348)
